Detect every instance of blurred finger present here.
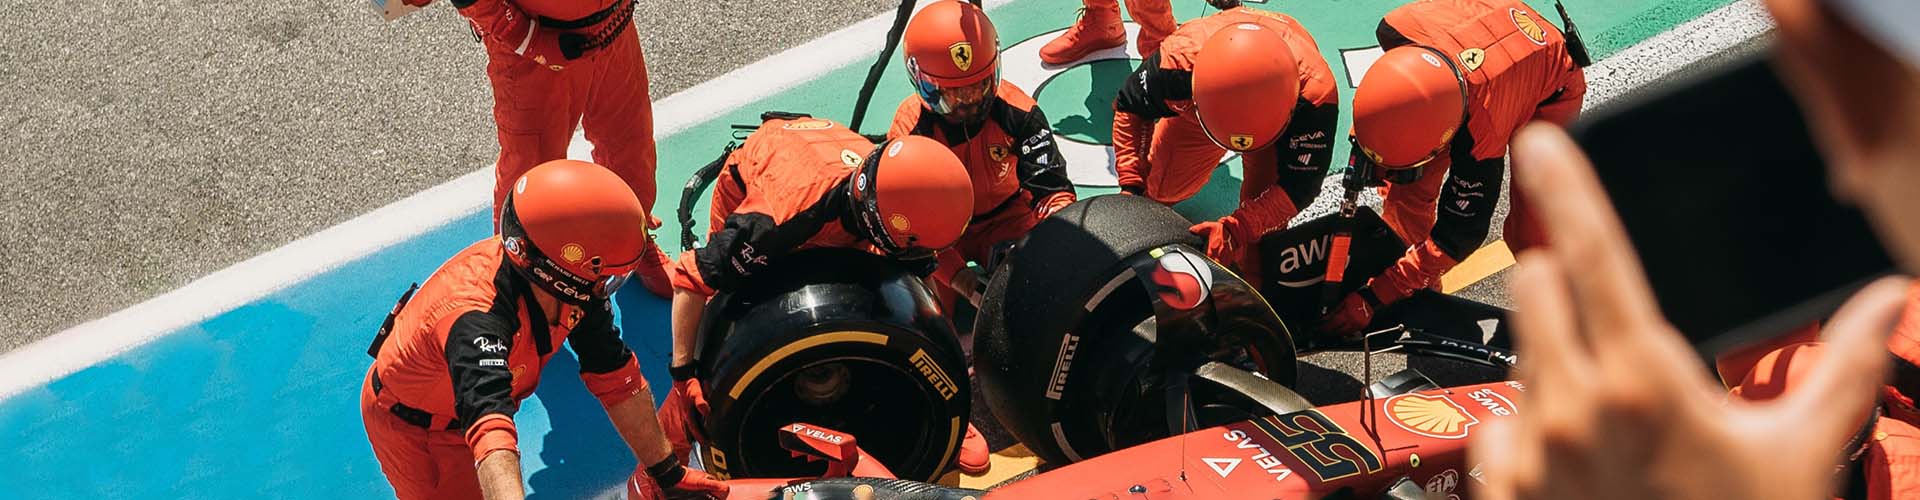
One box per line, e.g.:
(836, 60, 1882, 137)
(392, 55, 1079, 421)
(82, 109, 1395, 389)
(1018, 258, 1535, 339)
(1511, 124, 1666, 338)
(1510, 252, 1596, 379)
(1470, 420, 1523, 500)
(1784, 276, 1909, 441)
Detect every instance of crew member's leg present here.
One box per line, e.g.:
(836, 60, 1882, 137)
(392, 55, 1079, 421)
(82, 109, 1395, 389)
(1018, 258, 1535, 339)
(1123, 0, 1175, 57)
(363, 376, 485, 500)
(582, 29, 674, 297)
(486, 41, 581, 225)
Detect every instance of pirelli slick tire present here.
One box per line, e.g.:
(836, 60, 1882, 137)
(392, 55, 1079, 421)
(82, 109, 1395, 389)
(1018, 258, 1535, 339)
(975, 195, 1297, 467)
(695, 250, 970, 483)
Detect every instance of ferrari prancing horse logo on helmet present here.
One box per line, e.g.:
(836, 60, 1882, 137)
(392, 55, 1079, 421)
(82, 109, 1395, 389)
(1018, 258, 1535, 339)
(840, 149, 863, 167)
(949, 42, 974, 72)
(1228, 134, 1255, 151)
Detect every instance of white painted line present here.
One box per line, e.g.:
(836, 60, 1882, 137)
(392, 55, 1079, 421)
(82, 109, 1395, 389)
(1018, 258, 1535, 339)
(0, 0, 1764, 401)
(0, 0, 1008, 402)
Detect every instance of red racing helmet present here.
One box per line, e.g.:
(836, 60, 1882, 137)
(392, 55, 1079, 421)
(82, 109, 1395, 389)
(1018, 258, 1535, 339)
(902, 0, 1001, 124)
(1352, 45, 1468, 171)
(1191, 23, 1302, 152)
(499, 159, 650, 304)
(845, 136, 975, 260)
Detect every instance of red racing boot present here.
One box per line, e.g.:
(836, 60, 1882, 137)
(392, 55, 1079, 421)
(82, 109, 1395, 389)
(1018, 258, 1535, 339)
(1039, 1, 1127, 65)
(955, 424, 991, 475)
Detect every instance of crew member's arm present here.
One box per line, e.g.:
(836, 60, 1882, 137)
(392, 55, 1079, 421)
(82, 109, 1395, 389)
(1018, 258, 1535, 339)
(1210, 99, 1340, 258)
(444, 310, 525, 500)
(998, 100, 1076, 218)
(1371, 135, 1505, 305)
(566, 303, 666, 459)
(1532, 67, 1588, 127)
(668, 185, 840, 365)
(449, 0, 578, 68)
(1112, 51, 1190, 195)
(887, 97, 928, 141)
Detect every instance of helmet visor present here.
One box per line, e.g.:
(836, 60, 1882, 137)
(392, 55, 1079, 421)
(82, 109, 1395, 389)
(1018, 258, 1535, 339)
(911, 65, 998, 124)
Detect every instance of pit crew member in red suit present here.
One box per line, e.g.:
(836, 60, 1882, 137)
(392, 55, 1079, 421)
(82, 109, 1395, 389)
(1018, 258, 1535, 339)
(656, 118, 991, 473)
(405, 0, 676, 297)
(360, 160, 726, 500)
(889, 0, 1076, 309)
(1110, 4, 1340, 277)
(1325, 0, 1587, 335)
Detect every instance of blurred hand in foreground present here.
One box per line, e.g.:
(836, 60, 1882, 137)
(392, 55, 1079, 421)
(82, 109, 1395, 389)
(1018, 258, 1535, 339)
(1471, 124, 1912, 500)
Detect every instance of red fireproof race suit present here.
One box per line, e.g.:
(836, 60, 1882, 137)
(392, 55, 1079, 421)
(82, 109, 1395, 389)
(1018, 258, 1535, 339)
(454, 0, 660, 221)
(361, 237, 650, 500)
(1366, 0, 1588, 300)
(1111, 7, 1340, 218)
(889, 82, 1075, 307)
(1724, 285, 1920, 500)
(669, 117, 892, 297)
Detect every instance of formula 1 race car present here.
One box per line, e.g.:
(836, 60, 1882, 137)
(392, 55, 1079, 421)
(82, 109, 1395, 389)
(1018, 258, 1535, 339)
(969, 193, 1520, 499)
(674, 194, 1518, 500)
(670, 117, 1519, 499)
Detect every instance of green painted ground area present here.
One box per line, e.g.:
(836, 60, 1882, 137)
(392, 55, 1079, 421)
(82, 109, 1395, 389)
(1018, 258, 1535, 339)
(650, 0, 1734, 250)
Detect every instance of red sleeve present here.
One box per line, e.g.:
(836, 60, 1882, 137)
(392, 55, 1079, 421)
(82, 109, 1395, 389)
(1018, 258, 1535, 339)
(888, 97, 925, 141)
(1112, 110, 1152, 193)
(1532, 68, 1587, 127)
(465, 414, 519, 464)
(671, 251, 716, 296)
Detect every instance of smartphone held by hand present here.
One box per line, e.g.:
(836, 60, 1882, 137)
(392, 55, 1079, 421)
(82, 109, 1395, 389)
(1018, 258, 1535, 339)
(1569, 52, 1897, 358)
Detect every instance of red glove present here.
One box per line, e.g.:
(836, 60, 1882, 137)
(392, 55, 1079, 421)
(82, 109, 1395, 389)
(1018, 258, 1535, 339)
(1322, 240, 1461, 337)
(1370, 239, 1460, 305)
(1190, 216, 1251, 263)
(1322, 289, 1380, 338)
(659, 374, 710, 463)
(1215, 182, 1303, 257)
(629, 456, 730, 500)
(455, 0, 588, 70)
(1034, 192, 1077, 220)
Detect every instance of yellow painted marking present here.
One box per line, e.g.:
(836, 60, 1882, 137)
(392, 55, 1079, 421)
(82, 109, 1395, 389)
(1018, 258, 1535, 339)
(1440, 240, 1515, 293)
(728, 331, 889, 399)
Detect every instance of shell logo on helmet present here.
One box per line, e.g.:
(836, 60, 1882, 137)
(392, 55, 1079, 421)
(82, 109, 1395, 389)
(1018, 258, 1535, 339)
(889, 214, 912, 232)
(1386, 393, 1480, 439)
(1511, 8, 1548, 45)
(949, 41, 974, 72)
(560, 243, 586, 264)
(782, 119, 835, 130)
